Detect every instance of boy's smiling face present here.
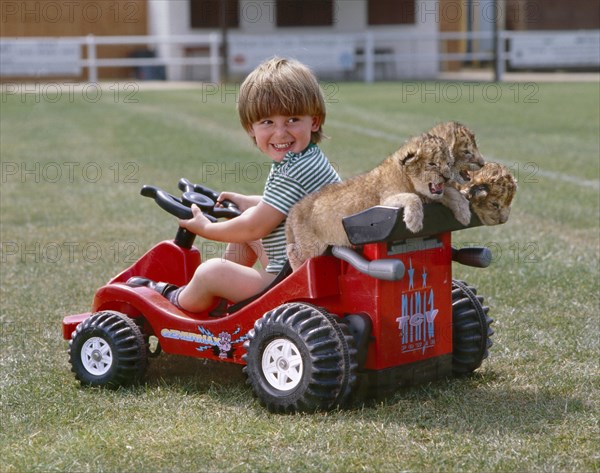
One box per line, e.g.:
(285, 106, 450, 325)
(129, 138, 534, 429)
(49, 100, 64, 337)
(249, 115, 321, 162)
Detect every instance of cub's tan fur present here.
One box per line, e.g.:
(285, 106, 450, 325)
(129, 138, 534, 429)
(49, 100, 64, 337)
(428, 121, 485, 183)
(460, 162, 517, 225)
(420, 121, 485, 226)
(286, 133, 455, 270)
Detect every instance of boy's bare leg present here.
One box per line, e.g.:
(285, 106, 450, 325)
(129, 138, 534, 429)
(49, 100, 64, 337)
(177, 259, 276, 313)
(223, 240, 268, 268)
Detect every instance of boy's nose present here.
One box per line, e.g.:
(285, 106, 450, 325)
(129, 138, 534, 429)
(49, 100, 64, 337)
(273, 126, 290, 138)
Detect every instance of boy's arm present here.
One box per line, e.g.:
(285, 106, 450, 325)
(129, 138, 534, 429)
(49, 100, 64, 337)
(178, 201, 285, 243)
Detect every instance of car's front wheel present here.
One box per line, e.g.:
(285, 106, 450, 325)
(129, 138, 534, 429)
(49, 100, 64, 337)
(69, 311, 148, 388)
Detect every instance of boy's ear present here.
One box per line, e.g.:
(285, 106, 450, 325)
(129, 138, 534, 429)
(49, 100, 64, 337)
(311, 116, 322, 132)
(246, 126, 257, 144)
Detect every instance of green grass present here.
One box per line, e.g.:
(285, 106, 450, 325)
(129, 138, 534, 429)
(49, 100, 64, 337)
(1, 80, 599, 472)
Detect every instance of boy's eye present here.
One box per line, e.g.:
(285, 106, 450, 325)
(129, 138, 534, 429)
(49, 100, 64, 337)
(287, 117, 299, 123)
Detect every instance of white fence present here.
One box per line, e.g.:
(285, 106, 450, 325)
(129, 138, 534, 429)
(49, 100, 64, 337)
(0, 34, 222, 83)
(1, 30, 598, 83)
(357, 29, 599, 82)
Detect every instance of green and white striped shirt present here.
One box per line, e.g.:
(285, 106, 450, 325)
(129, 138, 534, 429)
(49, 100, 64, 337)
(262, 144, 340, 273)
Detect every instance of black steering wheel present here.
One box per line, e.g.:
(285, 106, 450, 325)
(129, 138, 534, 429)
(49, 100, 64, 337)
(140, 179, 241, 222)
(178, 178, 240, 220)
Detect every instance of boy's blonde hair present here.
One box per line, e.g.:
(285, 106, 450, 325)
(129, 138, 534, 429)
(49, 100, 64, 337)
(238, 57, 326, 144)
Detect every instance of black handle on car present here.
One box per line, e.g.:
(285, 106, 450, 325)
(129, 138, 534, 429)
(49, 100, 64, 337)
(451, 246, 492, 268)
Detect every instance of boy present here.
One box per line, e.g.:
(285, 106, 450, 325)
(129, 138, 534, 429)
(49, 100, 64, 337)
(130, 57, 340, 312)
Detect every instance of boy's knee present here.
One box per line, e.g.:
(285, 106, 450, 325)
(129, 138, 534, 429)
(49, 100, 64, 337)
(191, 258, 223, 283)
(199, 258, 228, 274)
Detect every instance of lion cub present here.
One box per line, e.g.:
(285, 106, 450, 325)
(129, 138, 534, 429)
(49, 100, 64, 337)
(460, 162, 517, 225)
(421, 121, 485, 225)
(286, 133, 456, 270)
(428, 121, 485, 183)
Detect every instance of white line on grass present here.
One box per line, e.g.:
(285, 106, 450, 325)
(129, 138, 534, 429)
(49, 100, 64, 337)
(327, 120, 600, 190)
(529, 168, 599, 190)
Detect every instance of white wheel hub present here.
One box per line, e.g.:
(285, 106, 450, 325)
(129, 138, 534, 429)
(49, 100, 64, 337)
(81, 337, 113, 376)
(262, 338, 303, 391)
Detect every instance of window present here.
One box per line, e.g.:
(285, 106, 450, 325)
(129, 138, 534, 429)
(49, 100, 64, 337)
(276, 0, 334, 27)
(368, 0, 415, 25)
(190, 0, 239, 28)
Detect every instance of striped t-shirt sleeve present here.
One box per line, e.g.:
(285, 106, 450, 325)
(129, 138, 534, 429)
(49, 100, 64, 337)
(262, 146, 340, 215)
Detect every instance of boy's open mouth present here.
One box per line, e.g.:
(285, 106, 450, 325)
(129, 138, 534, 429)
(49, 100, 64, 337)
(272, 142, 292, 150)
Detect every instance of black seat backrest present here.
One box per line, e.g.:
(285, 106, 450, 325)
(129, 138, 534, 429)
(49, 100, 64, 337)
(342, 204, 482, 245)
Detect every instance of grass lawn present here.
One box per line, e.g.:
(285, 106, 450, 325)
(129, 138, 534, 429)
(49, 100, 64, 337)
(1, 79, 598, 472)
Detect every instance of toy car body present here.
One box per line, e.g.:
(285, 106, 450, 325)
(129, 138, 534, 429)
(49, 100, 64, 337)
(63, 180, 494, 412)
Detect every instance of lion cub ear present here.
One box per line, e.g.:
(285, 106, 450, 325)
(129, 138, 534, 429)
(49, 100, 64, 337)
(468, 184, 489, 199)
(400, 149, 420, 165)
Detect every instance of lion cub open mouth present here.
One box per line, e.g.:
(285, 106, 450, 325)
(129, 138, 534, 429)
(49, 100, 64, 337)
(427, 121, 485, 185)
(429, 182, 444, 195)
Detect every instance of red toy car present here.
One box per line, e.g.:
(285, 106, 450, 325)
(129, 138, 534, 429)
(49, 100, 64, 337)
(63, 178, 494, 412)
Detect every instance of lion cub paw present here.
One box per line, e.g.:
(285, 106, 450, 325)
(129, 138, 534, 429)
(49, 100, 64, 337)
(404, 209, 424, 232)
(403, 201, 424, 233)
(453, 198, 471, 226)
(442, 186, 471, 226)
(383, 193, 424, 233)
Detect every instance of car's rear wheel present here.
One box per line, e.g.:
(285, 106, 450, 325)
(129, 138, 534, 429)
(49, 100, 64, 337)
(243, 303, 357, 413)
(452, 280, 494, 375)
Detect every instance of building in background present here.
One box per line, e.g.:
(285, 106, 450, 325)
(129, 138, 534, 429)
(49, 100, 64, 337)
(439, 0, 600, 72)
(149, 0, 439, 80)
(1, 0, 148, 80)
(1, 0, 599, 81)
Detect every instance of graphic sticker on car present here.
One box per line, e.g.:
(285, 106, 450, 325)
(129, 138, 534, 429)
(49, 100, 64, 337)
(161, 326, 249, 359)
(395, 259, 439, 353)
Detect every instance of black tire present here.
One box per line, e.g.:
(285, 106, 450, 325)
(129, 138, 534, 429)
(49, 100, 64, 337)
(452, 280, 494, 376)
(68, 311, 148, 388)
(243, 303, 357, 413)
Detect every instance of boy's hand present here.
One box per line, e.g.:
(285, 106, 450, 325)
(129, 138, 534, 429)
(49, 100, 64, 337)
(178, 204, 211, 235)
(216, 192, 261, 212)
